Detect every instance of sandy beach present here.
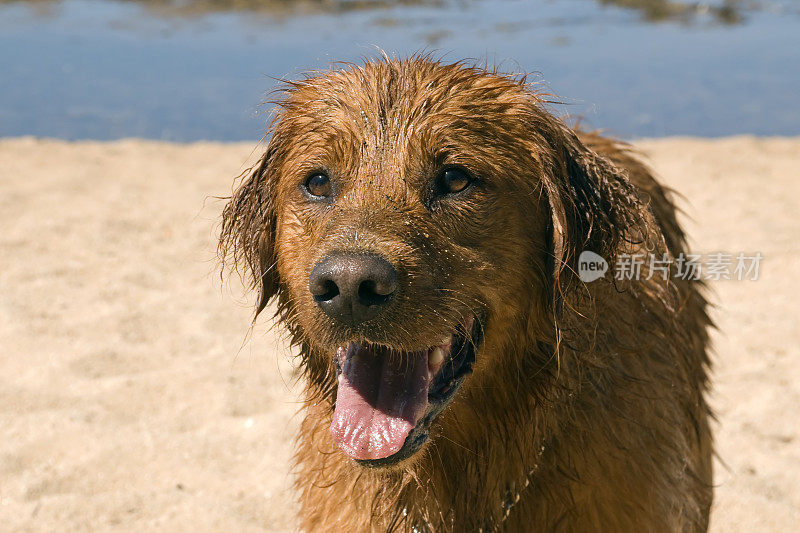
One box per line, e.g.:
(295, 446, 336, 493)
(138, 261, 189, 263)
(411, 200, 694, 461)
(1, 136, 798, 531)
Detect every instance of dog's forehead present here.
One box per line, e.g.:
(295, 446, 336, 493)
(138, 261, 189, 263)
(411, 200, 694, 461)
(273, 60, 540, 200)
(290, 63, 526, 134)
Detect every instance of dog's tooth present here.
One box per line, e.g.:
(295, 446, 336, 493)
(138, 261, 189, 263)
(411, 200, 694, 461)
(429, 347, 445, 367)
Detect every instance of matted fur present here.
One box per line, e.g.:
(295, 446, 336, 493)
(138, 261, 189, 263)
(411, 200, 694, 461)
(219, 56, 713, 532)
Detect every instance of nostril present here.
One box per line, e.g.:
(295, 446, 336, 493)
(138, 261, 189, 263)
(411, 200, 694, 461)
(357, 280, 394, 306)
(313, 279, 340, 303)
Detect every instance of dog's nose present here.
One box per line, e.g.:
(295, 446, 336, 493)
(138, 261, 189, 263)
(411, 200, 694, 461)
(309, 252, 398, 325)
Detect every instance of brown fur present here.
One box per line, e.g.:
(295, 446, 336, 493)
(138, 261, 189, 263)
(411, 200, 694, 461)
(219, 56, 713, 532)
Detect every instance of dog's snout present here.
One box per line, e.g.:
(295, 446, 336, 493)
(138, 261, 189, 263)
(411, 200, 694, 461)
(309, 252, 398, 325)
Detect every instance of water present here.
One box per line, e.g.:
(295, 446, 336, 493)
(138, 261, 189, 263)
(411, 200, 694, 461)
(0, 0, 798, 141)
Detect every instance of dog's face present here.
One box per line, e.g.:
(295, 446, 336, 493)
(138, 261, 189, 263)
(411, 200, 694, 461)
(221, 58, 635, 467)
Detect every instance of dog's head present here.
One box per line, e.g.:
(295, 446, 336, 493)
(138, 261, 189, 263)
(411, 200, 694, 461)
(220, 57, 641, 467)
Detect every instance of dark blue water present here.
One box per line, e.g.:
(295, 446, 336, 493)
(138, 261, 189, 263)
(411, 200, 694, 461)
(0, 0, 798, 141)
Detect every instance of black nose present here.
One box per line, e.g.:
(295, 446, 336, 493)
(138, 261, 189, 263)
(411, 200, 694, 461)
(309, 252, 398, 325)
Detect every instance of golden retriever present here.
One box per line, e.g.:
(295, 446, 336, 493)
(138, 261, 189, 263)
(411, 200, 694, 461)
(219, 56, 713, 531)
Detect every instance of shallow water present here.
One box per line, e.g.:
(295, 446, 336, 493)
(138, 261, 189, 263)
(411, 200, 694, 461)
(0, 0, 798, 140)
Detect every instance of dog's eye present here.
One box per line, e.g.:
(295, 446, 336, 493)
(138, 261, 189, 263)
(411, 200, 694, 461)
(437, 167, 472, 195)
(304, 173, 332, 198)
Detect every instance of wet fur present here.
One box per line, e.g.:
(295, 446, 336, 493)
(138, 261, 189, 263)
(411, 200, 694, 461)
(219, 56, 713, 531)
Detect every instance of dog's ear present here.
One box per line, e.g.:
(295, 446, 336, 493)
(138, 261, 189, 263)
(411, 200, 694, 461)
(538, 124, 643, 299)
(219, 145, 280, 317)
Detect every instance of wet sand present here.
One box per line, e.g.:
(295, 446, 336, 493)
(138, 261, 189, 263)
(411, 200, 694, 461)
(1, 136, 797, 530)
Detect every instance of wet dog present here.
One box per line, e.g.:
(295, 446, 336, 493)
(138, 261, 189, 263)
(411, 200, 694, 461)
(219, 56, 713, 531)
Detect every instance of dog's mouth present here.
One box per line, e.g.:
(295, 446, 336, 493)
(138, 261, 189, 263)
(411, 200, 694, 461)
(329, 314, 482, 466)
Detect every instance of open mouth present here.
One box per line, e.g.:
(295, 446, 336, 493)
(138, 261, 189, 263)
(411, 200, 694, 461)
(329, 315, 483, 466)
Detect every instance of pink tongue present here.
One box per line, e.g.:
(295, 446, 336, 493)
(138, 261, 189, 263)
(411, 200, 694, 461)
(331, 344, 430, 460)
